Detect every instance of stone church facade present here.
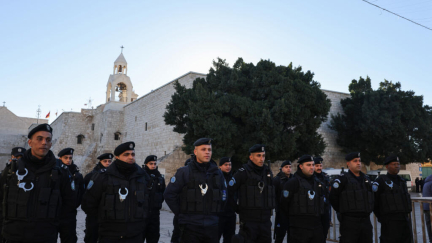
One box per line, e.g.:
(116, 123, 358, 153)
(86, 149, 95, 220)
(1, 52, 380, 182)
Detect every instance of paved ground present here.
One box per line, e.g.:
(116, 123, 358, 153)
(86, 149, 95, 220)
(65, 192, 430, 243)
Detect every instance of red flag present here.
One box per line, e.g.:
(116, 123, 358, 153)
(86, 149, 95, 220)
(45, 112, 50, 118)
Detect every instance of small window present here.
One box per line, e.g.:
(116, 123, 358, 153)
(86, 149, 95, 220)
(91, 124, 95, 131)
(145, 122, 148, 131)
(114, 132, 121, 140)
(164, 151, 166, 156)
(100, 133, 103, 143)
(135, 116, 137, 122)
(77, 134, 85, 144)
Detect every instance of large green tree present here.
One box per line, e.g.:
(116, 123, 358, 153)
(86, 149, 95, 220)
(164, 58, 331, 165)
(330, 77, 432, 165)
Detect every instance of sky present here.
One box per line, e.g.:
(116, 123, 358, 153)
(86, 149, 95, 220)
(1, 0, 431, 123)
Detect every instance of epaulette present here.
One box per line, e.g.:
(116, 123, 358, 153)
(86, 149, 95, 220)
(238, 167, 245, 172)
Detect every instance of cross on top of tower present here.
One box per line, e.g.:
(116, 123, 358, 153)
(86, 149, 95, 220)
(120, 45, 124, 53)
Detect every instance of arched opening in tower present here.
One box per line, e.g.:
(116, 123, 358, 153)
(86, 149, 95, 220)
(115, 82, 128, 102)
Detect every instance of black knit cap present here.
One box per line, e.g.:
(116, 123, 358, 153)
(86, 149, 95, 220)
(281, 160, 292, 167)
(314, 157, 323, 165)
(114, 141, 135, 156)
(144, 155, 157, 164)
(28, 123, 53, 139)
(345, 152, 360, 161)
(297, 155, 314, 164)
(11, 147, 26, 157)
(384, 155, 400, 165)
(193, 138, 212, 146)
(219, 157, 231, 166)
(97, 153, 113, 160)
(58, 148, 74, 157)
(249, 144, 265, 153)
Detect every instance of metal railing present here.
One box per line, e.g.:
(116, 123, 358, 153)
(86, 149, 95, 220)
(326, 197, 432, 243)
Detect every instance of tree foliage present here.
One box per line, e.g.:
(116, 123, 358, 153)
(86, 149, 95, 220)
(330, 76, 432, 165)
(164, 58, 331, 165)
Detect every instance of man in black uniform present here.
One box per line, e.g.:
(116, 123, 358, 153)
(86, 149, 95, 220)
(314, 156, 331, 242)
(329, 152, 374, 243)
(164, 138, 226, 243)
(273, 160, 292, 243)
(56, 147, 85, 243)
(83, 153, 113, 243)
(280, 155, 325, 243)
(373, 155, 412, 243)
(0, 124, 75, 243)
(82, 141, 150, 242)
(218, 157, 236, 243)
(142, 155, 166, 243)
(228, 144, 275, 243)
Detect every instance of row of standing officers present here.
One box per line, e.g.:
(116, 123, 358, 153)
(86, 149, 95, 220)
(0, 123, 413, 243)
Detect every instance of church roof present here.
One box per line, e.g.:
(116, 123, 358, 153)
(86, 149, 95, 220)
(114, 53, 127, 65)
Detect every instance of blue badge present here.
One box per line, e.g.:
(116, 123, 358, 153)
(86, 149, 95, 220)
(333, 182, 339, 189)
(171, 176, 176, 183)
(283, 190, 289, 198)
(229, 178, 236, 186)
(372, 184, 378, 192)
(87, 180, 94, 190)
(277, 224, 280, 227)
(71, 180, 75, 191)
(222, 190, 227, 201)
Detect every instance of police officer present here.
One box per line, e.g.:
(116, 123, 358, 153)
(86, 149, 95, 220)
(373, 155, 412, 243)
(142, 155, 166, 243)
(228, 144, 275, 243)
(273, 160, 292, 243)
(164, 138, 226, 243)
(0, 147, 27, 241)
(83, 153, 113, 243)
(56, 147, 85, 243)
(82, 141, 150, 242)
(218, 157, 236, 243)
(280, 155, 325, 243)
(314, 156, 331, 242)
(0, 124, 75, 243)
(329, 152, 374, 243)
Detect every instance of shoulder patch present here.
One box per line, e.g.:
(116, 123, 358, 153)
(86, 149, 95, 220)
(170, 176, 176, 183)
(229, 178, 236, 186)
(332, 179, 341, 189)
(283, 190, 289, 198)
(87, 180, 94, 190)
(372, 183, 379, 192)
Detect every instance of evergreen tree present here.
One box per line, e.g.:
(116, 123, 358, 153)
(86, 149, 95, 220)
(164, 58, 331, 165)
(330, 77, 432, 165)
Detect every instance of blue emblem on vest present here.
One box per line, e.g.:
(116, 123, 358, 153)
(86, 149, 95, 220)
(171, 176, 176, 183)
(333, 182, 339, 189)
(283, 190, 289, 198)
(87, 180, 94, 190)
(71, 180, 75, 191)
(222, 190, 227, 201)
(229, 178, 236, 186)
(372, 184, 378, 192)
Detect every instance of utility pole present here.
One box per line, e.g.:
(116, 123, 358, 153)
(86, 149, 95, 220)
(36, 105, 41, 124)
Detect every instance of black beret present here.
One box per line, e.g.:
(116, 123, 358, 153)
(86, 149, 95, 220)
(314, 157, 323, 164)
(58, 148, 74, 157)
(249, 144, 265, 153)
(193, 138, 212, 146)
(11, 147, 26, 157)
(345, 152, 360, 161)
(114, 141, 135, 156)
(281, 160, 292, 167)
(219, 157, 231, 166)
(28, 123, 53, 139)
(145, 155, 157, 164)
(97, 153, 113, 160)
(384, 155, 400, 165)
(298, 155, 314, 164)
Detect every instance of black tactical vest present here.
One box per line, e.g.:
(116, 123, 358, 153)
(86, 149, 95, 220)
(378, 175, 412, 215)
(3, 161, 62, 221)
(180, 164, 224, 215)
(149, 173, 165, 210)
(238, 164, 275, 210)
(98, 175, 149, 222)
(339, 172, 374, 214)
(289, 174, 324, 217)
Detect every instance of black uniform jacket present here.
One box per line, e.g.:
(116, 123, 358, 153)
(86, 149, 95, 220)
(81, 161, 150, 239)
(0, 149, 75, 241)
(164, 157, 227, 227)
